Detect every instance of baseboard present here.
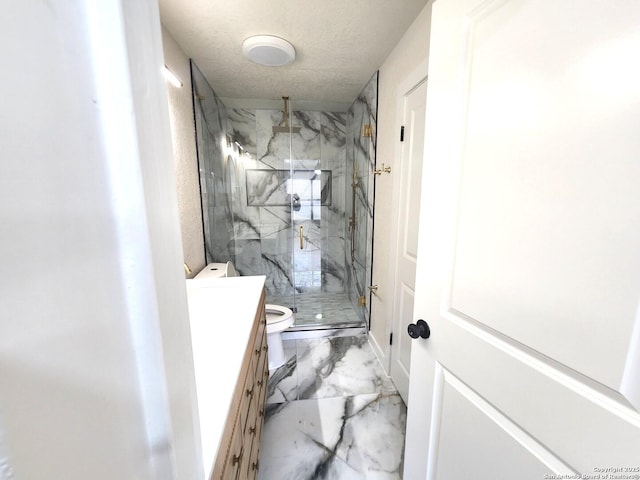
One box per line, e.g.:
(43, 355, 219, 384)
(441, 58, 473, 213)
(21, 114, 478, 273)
(368, 331, 390, 375)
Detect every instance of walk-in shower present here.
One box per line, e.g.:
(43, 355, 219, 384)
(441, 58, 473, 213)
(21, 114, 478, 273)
(191, 60, 377, 332)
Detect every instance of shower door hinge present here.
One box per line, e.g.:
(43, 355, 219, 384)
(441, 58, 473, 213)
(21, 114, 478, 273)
(389, 332, 393, 345)
(358, 295, 367, 306)
(400, 125, 405, 142)
(362, 124, 373, 137)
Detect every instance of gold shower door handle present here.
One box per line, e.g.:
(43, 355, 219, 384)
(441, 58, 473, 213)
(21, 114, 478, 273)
(299, 225, 304, 250)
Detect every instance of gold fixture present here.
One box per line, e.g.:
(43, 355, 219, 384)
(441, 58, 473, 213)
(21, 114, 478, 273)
(374, 163, 391, 176)
(299, 225, 304, 250)
(362, 124, 373, 137)
(183, 263, 192, 275)
(358, 295, 367, 306)
(273, 96, 301, 133)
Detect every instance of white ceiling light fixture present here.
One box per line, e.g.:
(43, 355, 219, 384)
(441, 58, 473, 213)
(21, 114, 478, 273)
(242, 35, 296, 67)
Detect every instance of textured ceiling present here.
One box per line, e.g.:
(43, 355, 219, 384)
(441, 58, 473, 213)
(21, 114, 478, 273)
(158, 0, 429, 111)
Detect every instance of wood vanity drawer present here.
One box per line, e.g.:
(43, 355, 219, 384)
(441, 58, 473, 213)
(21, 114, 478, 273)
(221, 417, 243, 480)
(256, 361, 268, 409)
(239, 360, 256, 434)
(255, 346, 267, 389)
(252, 339, 266, 373)
(253, 311, 267, 372)
(211, 288, 267, 480)
(246, 429, 261, 479)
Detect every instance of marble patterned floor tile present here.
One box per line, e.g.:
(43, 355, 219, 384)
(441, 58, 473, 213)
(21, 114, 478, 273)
(266, 340, 298, 404)
(258, 392, 406, 480)
(296, 336, 397, 400)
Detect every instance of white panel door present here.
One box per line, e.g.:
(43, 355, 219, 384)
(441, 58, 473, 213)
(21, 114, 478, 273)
(390, 79, 428, 402)
(404, 0, 640, 478)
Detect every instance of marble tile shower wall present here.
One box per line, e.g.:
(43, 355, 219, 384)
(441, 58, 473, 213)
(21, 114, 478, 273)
(346, 72, 378, 322)
(191, 61, 377, 322)
(228, 108, 348, 300)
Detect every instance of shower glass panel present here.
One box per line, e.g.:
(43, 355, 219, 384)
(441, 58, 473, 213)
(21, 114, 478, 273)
(345, 72, 378, 328)
(266, 101, 354, 329)
(191, 59, 377, 332)
(278, 92, 376, 330)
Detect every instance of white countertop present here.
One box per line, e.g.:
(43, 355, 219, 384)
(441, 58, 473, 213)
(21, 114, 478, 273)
(185, 275, 266, 480)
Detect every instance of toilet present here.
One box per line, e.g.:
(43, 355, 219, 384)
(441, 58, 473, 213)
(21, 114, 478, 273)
(194, 261, 238, 279)
(264, 304, 295, 370)
(194, 262, 294, 370)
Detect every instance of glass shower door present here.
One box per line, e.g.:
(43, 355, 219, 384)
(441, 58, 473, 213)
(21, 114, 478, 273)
(286, 99, 324, 326)
(286, 99, 366, 329)
(289, 167, 328, 326)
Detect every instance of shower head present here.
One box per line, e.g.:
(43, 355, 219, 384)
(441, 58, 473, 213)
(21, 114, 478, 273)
(272, 125, 301, 133)
(273, 96, 301, 133)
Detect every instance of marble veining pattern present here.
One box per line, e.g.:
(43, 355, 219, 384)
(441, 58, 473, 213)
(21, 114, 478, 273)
(345, 71, 378, 325)
(192, 60, 378, 331)
(229, 107, 351, 300)
(260, 335, 406, 479)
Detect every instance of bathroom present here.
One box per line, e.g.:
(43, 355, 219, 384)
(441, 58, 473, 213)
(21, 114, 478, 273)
(189, 65, 376, 332)
(2, 0, 433, 477)
(161, 0, 433, 405)
(162, 1, 427, 476)
(7, 0, 637, 478)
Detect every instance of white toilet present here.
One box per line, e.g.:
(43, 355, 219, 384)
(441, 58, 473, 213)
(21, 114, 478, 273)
(194, 262, 294, 370)
(264, 304, 295, 370)
(194, 261, 238, 279)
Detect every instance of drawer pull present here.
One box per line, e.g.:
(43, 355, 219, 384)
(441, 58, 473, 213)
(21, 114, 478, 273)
(232, 448, 243, 466)
(259, 408, 264, 417)
(254, 348, 261, 356)
(262, 345, 268, 352)
(252, 460, 260, 471)
(249, 425, 256, 435)
(246, 387, 254, 398)
(257, 379, 263, 387)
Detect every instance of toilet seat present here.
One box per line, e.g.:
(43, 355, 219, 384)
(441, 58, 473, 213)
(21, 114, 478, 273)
(265, 304, 294, 334)
(265, 304, 294, 369)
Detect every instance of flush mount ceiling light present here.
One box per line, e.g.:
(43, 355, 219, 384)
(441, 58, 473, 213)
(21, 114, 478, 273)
(242, 35, 296, 67)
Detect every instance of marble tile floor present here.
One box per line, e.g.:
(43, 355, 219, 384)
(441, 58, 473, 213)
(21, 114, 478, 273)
(268, 292, 365, 330)
(258, 335, 407, 479)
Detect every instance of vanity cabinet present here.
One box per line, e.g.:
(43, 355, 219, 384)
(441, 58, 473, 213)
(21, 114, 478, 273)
(211, 288, 268, 480)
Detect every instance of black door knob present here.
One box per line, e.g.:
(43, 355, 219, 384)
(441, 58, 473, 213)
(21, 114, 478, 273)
(408, 319, 431, 339)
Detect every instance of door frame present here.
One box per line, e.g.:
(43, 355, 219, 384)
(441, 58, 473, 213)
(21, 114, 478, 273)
(369, 61, 429, 374)
(387, 75, 428, 403)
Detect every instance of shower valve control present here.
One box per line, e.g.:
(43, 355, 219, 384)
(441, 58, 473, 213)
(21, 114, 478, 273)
(408, 319, 431, 340)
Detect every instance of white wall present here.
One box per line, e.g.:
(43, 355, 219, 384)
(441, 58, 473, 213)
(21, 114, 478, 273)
(125, 3, 203, 479)
(369, 2, 434, 368)
(161, 26, 206, 278)
(0, 2, 200, 479)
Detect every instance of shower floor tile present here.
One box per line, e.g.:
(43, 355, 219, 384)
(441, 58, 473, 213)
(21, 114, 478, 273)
(268, 292, 364, 329)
